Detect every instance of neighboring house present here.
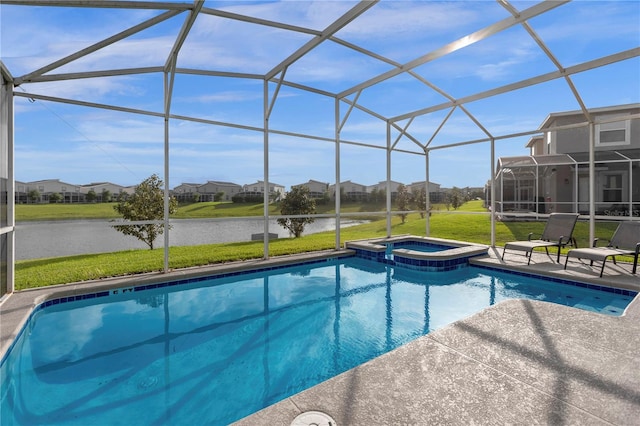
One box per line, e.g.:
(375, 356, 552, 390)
(367, 180, 407, 200)
(197, 181, 242, 202)
(82, 182, 129, 202)
(241, 180, 285, 201)
(14, 180, 27, 204)
(172, 183, 200, 203)
(292, 180, 329, 198)
(329, 180, 368, 201)
(407, 181, 443, 203)
(20, 179, 82, 203)
(493, 103, 640, 217)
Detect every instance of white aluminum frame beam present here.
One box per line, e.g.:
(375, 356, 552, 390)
(393, 47, 640, 123)
(15, 9, 183, 85)
(339, 1, 568, 99)
(265, 0, 377, 81)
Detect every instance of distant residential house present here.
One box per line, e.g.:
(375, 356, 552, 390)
(493, 103, 640, 217)
(198, 181, 242, 202)
(328, 180, 368, 201)
(172, 183, 200, 202)
(15, 180, 28, 204)
(240, 180, 285, 201)
(292, 180, 329, 198)
(407, 181, 443, 203)
(367, 180, 407, 200)
(19, 179, 82, 203)
(82, 182, 128, 202)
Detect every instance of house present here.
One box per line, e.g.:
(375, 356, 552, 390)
(367, 180, 407, 201)
(407, 181, 443, 203)
(493, 104, 640, 217)
(82, 182, 129, 202)
(197, 181, 242, 202)
(292, 180, 329, 199)
(19, 179, 83, 203)
(240, 180, 285, 202)
(328, 180, 369, 201)
(172, 183, 201, 203)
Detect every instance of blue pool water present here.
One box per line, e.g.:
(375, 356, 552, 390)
(1, 256, 635, 425)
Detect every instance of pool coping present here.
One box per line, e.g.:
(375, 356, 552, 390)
(345, 234, 489, 260)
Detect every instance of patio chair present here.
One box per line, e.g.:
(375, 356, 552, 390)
(564, 221, 640, 277)
(502, 213, 579, 265)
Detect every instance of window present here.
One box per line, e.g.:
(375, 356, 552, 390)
(602, 174, 623, 203)
(596, 119, 630, 147)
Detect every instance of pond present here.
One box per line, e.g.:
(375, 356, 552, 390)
(15, 218, 367, 260)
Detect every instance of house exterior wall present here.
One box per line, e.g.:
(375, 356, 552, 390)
(548, 106, 640, 154)
(83, 182, 129, 201)
(495, 104, 640, 217)
(242, 181, 285, 201)
(328, 181, 368, 200)
(198, 181, 242, 201)
(172, 183, 200, 202)
(25, 179, 82, 203)
(293, 180, 329, 198)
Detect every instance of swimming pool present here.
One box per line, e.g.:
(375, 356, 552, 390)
(1, 256, 636, 425)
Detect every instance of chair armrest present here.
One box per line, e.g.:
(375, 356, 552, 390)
(527, 232, 538, 241)
(592, 237, 611, 248)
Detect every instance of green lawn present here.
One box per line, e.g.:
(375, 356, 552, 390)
(15, 200, 389, 221)
(14, 200, 623, 290)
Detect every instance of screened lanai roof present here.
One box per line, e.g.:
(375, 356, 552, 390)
(1, 0, 639, 274)
(499, 150, 640, 171)
(1, 1, 639, 184)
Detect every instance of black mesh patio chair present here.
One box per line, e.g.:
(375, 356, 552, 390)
(502, 213, 579, 265)
(564, 220, 640, 277)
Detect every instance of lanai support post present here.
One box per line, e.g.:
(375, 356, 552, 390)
(263, 79, 270, 259)
(386, 121, 392, 237)
(425, 149, 430, 237)
(589, 122, 595, 244)
(162, 70, 171, 273)
(335, 97, 341, 250)
(490, 137, 496, 247)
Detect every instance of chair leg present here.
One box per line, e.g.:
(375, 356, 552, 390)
(501, 248, 506, 260)
(600, 260, 607, 278)
(633, 254, 638, 274)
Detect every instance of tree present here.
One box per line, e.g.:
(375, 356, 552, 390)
(277, 186, 316, 238)
(28, 189, 40, 204)
(412, 187, 427, 218)
(213, 192, 224, 202)
(86, 189, 97, 203)
(112, 174, 178, 249)
(450, 187, 464, 210)
(49, 192, 62, 203)
(395, 184, 410, 223)
(101, 189, 112, 203)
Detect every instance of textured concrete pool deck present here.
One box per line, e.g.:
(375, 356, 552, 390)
(2, 247, 639, 424)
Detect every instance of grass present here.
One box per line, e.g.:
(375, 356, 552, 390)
(15, 200, 390, 221)
(14, 201, 624, 290)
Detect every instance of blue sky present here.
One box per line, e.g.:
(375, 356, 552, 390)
(1, 0, 639, 190)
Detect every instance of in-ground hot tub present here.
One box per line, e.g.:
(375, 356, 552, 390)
(345, 235, 489, 271)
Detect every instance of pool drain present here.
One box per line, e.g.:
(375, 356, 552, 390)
(290, 411, 337, 426)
